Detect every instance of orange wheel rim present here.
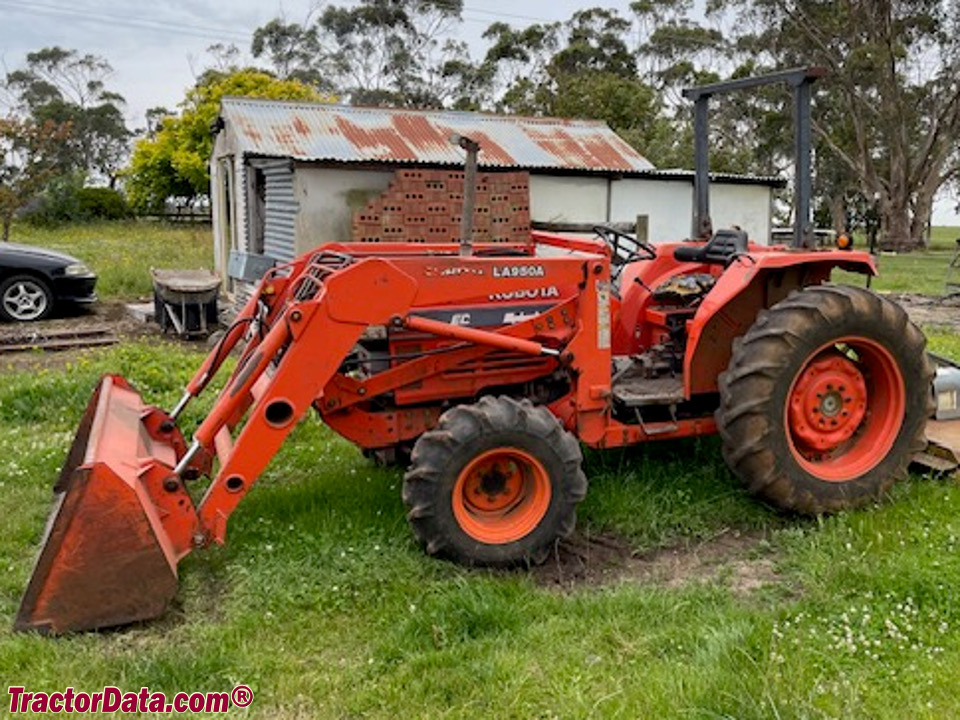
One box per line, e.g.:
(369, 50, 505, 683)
(452, 447, 552, 544)
(785, 337, 905, 483)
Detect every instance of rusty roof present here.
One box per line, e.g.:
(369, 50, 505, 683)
(218, 97, 655, 172)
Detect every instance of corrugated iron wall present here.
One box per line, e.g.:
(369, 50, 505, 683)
(254, 158, 297, 263)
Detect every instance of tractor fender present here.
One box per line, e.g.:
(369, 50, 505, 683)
(683, 250, 876, 396)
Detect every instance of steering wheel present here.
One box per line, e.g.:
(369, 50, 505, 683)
(593, 225, 657, 265)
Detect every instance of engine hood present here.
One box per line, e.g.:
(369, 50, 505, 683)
(0, 242, 84, 266)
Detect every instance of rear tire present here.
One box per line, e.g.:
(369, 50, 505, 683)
(717, 285, 933, 514)
(403, 396, 587, 566)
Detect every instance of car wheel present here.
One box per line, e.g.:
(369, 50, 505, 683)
(0, 274, 54, 322)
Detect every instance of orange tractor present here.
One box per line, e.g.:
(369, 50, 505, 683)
(16, 69, 932, 633)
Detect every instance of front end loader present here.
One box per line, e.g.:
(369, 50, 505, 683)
(15, 67, 934, 633)
(16, 232, 931, 633)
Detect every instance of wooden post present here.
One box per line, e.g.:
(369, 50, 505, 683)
(636, 215, 649, 245)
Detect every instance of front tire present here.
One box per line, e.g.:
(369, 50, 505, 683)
(403, 396, 587, 566)
(717, 285, 932, 514)
(0, 274, 53, 322)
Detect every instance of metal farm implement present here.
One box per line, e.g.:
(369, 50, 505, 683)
(16, 69, 933, 633)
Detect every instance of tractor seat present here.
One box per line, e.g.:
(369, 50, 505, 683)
(673, 228, 749, 265)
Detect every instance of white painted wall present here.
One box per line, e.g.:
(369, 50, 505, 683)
(529, 175, 609, 225)
(293, 166, 395, 255)
(711, 184, 773, 244)
(211, 159, 224, 277)
(609, 179, 691, 243)
(210, 154, 246, 284)
(609, 178, 773, 244)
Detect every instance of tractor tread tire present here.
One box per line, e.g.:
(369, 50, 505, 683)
(402, 396, 586, 566)
(716, 285, 933, 514)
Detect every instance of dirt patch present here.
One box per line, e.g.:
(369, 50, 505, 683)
(888, 292, 960, 332)
(532, 529, 780, 596)
(0, 300, 209, 373)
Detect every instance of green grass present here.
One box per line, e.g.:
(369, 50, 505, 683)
(832, 225, 960, 295)
(2, 341, 960, 719)
(926, 226, 960, 252)
(8, 221, 213, 300)
(2, 223, 960, 717)
(835, 251, 958, 295)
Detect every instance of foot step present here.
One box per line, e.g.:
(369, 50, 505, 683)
(612, 375, 684, 407)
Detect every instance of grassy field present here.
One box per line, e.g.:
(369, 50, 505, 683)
(9, 221, 213, 300)
(924, 225, 960, 251)
(1, 341, 960, 719)
(1, 223, 960, 718)
(7, 221, 960, 301)
(830, 225, 960, 296)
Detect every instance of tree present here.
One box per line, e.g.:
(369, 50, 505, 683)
(476, 9, 679, 166)
(144, 106, 175, 137)
(0, 116, 70, 240)
(476, 21, 560, 113)
(633, 0, 729, 96)
(435, 40, 495, 110)
(320, 0, 464, 106)
(249, 1, 464, 107)
(5, 47, 131, 186)
(251, 20, 326, 89)
(723, 0, 960, 249)
(124, 70, 324, 212)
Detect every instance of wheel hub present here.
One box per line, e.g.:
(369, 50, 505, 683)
(819, 391, 842, 417)
(468, 460, 523, 511)
(452, 446, 553, 545)
(789, 353, 868, 451)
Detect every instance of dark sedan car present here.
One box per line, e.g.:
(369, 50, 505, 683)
(0, 243, 97, 322)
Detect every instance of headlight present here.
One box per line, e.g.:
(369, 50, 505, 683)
(64, 263, 92, 276)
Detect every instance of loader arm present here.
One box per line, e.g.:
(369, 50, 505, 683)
(191, 258, 574, 539)
(175, 251, 318, 410)
(186, 257, 418, 542)
(17, 246, 595, 633)
(16, 254, 420, 633)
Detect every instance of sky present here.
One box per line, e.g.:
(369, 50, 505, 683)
(1, 0, 957, 225)
(0, 0, 620, 126)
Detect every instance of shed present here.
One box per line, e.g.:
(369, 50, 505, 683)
(211, 97, 782, 295)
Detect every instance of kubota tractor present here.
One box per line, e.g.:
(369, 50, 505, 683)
(15, 69, 933, 633)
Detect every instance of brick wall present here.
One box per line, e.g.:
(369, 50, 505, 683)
(351, 169, 530, 244)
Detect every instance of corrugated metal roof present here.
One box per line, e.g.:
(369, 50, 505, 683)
(638, 168, 786, 187)
(218, 97, 655, 173)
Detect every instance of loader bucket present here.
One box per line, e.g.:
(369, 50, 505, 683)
(15, 375, 193, 634)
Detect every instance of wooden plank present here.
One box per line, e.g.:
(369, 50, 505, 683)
(0, 338, 117, 353)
